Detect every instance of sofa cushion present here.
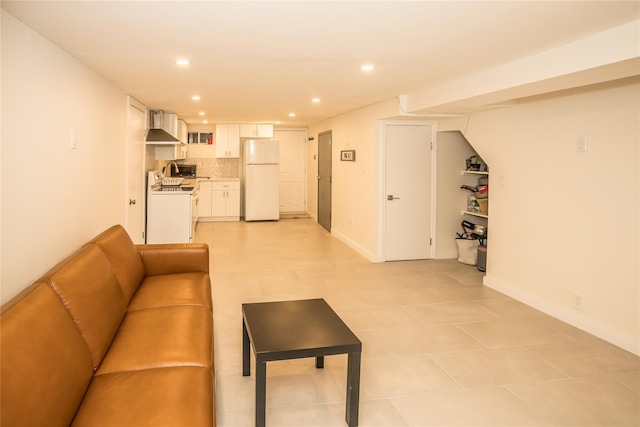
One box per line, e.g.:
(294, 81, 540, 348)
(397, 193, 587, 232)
(91, 224, 145, 302)
(44, 244, 127, 369)
(128, 272, 212, 312)
(137, 243, 210, 276)
(1, 283, 94, 427)
(96, 305, 213, 375)
(72, 366, 214, 427)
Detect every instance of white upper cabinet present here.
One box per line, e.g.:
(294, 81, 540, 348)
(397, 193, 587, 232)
(215, 124, 240, 158)
(240, 123, 274, 138)
(178, 119, 188, 144)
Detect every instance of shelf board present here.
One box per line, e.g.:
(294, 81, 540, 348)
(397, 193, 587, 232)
(461, 210, 488, 219)
(460, 170, 489, 175)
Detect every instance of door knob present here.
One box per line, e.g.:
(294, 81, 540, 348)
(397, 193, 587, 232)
(129, 199, 136, 205)
(317, 175, 322, 180)
(387, 195, 400, 201)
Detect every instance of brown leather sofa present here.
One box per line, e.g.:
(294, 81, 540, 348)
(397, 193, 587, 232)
(1, 225, 215, 426)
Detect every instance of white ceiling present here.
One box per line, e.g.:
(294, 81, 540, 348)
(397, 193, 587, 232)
(2, 1, 638, 127)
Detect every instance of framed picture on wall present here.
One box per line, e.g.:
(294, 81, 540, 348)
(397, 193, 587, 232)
(340, 150, 356, 161)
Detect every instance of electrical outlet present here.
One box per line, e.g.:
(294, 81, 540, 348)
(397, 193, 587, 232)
(571, 293, 583, 311)
(70, 130, 78, 149)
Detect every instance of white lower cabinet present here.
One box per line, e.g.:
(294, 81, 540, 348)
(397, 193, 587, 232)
(199, 180, 240, 222)
(198, 181, 213, 217)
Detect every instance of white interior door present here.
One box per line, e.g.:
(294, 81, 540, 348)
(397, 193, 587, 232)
(275, 130, 306, 213)
(126, 97, 146, 243)
(384, 124, 433, 260)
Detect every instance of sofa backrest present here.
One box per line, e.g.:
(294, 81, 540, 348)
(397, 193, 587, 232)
(90, 224, 145, 303)
(42, 244, 127, 369)
(1, 282, 94, 426)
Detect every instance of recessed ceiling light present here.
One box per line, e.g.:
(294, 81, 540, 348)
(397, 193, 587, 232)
(199, 112, 205, 116)
(361, 64, 375, 71)
(312, 98, 320, 103)
(176, 59, 190, 66)
(202, 120, 208, 124)
(288, 113, 296, 117)
(192, 95, 201, 101)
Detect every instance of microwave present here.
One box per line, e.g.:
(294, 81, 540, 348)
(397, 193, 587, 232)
(171, 164, 197, 177)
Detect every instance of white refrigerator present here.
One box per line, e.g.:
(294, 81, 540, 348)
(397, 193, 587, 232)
(243, 139, 280, 221)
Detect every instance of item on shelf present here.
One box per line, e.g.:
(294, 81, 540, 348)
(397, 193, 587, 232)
(460, 220, 487, 240)
(476, 184, 488, 199)
(477, 198, 489, 215)
(467, 194, 480, 213)
(472, 223, 486, 236)
(466, 155, 482, 171)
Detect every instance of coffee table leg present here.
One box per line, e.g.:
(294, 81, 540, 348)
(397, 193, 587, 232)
(242, 319, 250, 376)
(256, 360, 267, 427)
(316, 356, 324, 368)
(345, 351, 361, 427)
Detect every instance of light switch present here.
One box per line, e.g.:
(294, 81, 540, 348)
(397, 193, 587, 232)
(576, 136, 587, 153)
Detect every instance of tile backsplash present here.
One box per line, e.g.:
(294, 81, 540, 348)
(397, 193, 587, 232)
(183, 157, 239, 179)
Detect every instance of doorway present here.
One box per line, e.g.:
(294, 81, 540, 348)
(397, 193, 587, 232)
(383, 124, 433, 260)
(126, 97, 146, 244)
(317, 131, 332, 232)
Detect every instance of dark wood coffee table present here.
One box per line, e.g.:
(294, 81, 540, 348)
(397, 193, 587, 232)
(242, 298, 362, 427)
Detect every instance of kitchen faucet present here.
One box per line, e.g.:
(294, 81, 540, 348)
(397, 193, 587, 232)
(164, 162, 179, 176)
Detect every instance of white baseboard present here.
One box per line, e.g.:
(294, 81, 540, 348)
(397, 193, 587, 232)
(331, 228, 378, 262)
(435, 250, 459, 260)
(483, 275, 639, 356)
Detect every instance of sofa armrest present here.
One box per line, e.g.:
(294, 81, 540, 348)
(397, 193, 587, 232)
(135, 243, 210, 276)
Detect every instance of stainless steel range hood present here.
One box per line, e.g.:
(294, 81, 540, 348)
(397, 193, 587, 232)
(146, 110, 180, 144)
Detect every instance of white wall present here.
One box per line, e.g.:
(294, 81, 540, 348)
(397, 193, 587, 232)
(307, 99, 399, 260)
(306, 79, 638, 354)
(464, 78, 639, 354)
(1, 11, 128, 304)
(307, 101, 470, 261)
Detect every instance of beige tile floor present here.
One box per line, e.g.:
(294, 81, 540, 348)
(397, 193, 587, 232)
(196, 219, 640, 427)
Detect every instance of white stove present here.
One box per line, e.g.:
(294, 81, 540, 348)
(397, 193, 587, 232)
(146, 171, 199, 243)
